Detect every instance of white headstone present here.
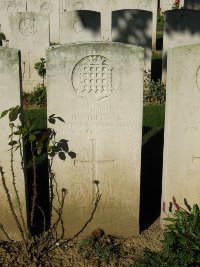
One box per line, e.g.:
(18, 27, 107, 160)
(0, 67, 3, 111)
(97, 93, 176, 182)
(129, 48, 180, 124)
(112, 9, 152, 71)
(160, 0, 184, 12)
(162, 9, 200, 84)
(0, 0, 26, 40)
(26, 0, 60, 44)
(64, 0, 158, 49)
(0, 48, 26, 240)
(60, 10, 101, 44)
(9, 12, 49, 92)
(184, 0, 200, 10)
(161, 43, 200, 221)
(47, 42, 144, 237)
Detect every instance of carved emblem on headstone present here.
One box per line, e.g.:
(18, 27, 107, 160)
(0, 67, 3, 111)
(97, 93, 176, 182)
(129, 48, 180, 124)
(196, 65, 200, 92)
(7, 3, 19, 13)
(72, 55, 118, 101)
(177, 14, 191, 31)
(41, 2, 52, 15)
(138, 0, 149, 8)
(73, 18, 85, 33)
(73, 2, 85, 9)
(19, 17, 37, 36)
(106, 0, 117, 8)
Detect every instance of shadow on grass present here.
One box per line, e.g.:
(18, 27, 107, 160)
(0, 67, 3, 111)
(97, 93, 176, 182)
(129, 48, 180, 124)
(151, 57, 162, 81)
(140, 129, 164, 232)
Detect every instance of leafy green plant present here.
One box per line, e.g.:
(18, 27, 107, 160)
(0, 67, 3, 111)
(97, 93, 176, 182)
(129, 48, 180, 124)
(144, 70, 166, 104)
(34, 58, 46, 85)
(131, 199, 200, 267)
(78, 228, 122, 266)
(24, 85, 47, 107)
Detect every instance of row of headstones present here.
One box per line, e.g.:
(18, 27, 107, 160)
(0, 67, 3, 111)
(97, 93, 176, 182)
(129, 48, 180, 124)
(0, 0, 158, 45)
(0, 41, 200, 239)
(1, 6, 200, 92)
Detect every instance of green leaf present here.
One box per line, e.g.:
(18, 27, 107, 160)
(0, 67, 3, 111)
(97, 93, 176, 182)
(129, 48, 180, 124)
(29, 134, 36, 142)
(0, 109, 9, 118)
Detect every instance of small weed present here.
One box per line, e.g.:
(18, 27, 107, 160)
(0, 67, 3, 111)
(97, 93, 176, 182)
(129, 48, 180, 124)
(132, 199, 200, 267)
(23, 85, 47, 107)
(78, 228, 122, 266)
(34, 58, 46, 85)
(144, 71, 166, 104)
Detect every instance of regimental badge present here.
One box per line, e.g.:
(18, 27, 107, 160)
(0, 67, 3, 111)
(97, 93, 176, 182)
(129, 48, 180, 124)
(19, 17, 37, 36)
(72, 55, 118, 101)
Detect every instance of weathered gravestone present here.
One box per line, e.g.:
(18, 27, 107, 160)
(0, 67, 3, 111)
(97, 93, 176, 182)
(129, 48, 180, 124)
(26, 0, 60, 43)
(160, 0, 184, 12)
(9, 12, 49, 92)
(63, 0, 158, 49)
(161, 43, 200, 222)
(162, 9, 200, 84)
(0, 0, 26, 41)
(0, 48, 26, 240)
(184, 0, 200, 10)
(47, 42, 144, 237)
(60, 10, 101, 44)
(112, 9, 152, 71)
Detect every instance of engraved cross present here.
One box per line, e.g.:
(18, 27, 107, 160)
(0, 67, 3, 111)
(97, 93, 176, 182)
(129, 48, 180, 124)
(74, 139, 115, 180)
(192, 156, 200, 162)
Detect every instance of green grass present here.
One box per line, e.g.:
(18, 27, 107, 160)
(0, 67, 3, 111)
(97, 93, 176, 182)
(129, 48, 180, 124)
(25, 108, 47, 130)
(143, 104, 165, 144)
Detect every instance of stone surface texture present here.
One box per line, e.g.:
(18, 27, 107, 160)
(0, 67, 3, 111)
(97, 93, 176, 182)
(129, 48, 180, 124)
(112, 9, 152, 71)
(47, 42, 144, 237)
(63, 0, 158, 48)
(9, 12, 49, 92)
(60, 10, 101, 44)
(162, 9, 200, 84)
(0, 48, 26, 240)
(161, 43, 200, 222)
(26, 0, 60, 43)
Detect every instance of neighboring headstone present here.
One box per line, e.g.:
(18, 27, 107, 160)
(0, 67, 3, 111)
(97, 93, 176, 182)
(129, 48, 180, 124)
(0, 48, 26, 240)
(47, 42, 144, 237)
(160, 0, 184, 12)
(184, 0, 200, 10)
(0, 0, 26, 40)
(162, 9, 200, 84)
(60, 10, 101, 44)
(63, 0, 158, 49)
(26, 0, 60, 44)
(9, 12, 49, 92)
(161, 43, 200, 222)
(112, 9, 152, 71)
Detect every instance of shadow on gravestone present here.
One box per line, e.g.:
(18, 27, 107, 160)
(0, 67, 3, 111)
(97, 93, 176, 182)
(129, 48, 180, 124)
(76, 10, 101, 33)
(162, 9, 200, 84)
(184, 0, 200, 10)
(60, 10, 101, 44)
(140, 128, 164, 231)
(111, 9, 152, 71)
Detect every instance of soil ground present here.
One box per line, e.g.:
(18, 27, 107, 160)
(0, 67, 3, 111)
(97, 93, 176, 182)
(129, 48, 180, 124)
(0, 218, 164, 266)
